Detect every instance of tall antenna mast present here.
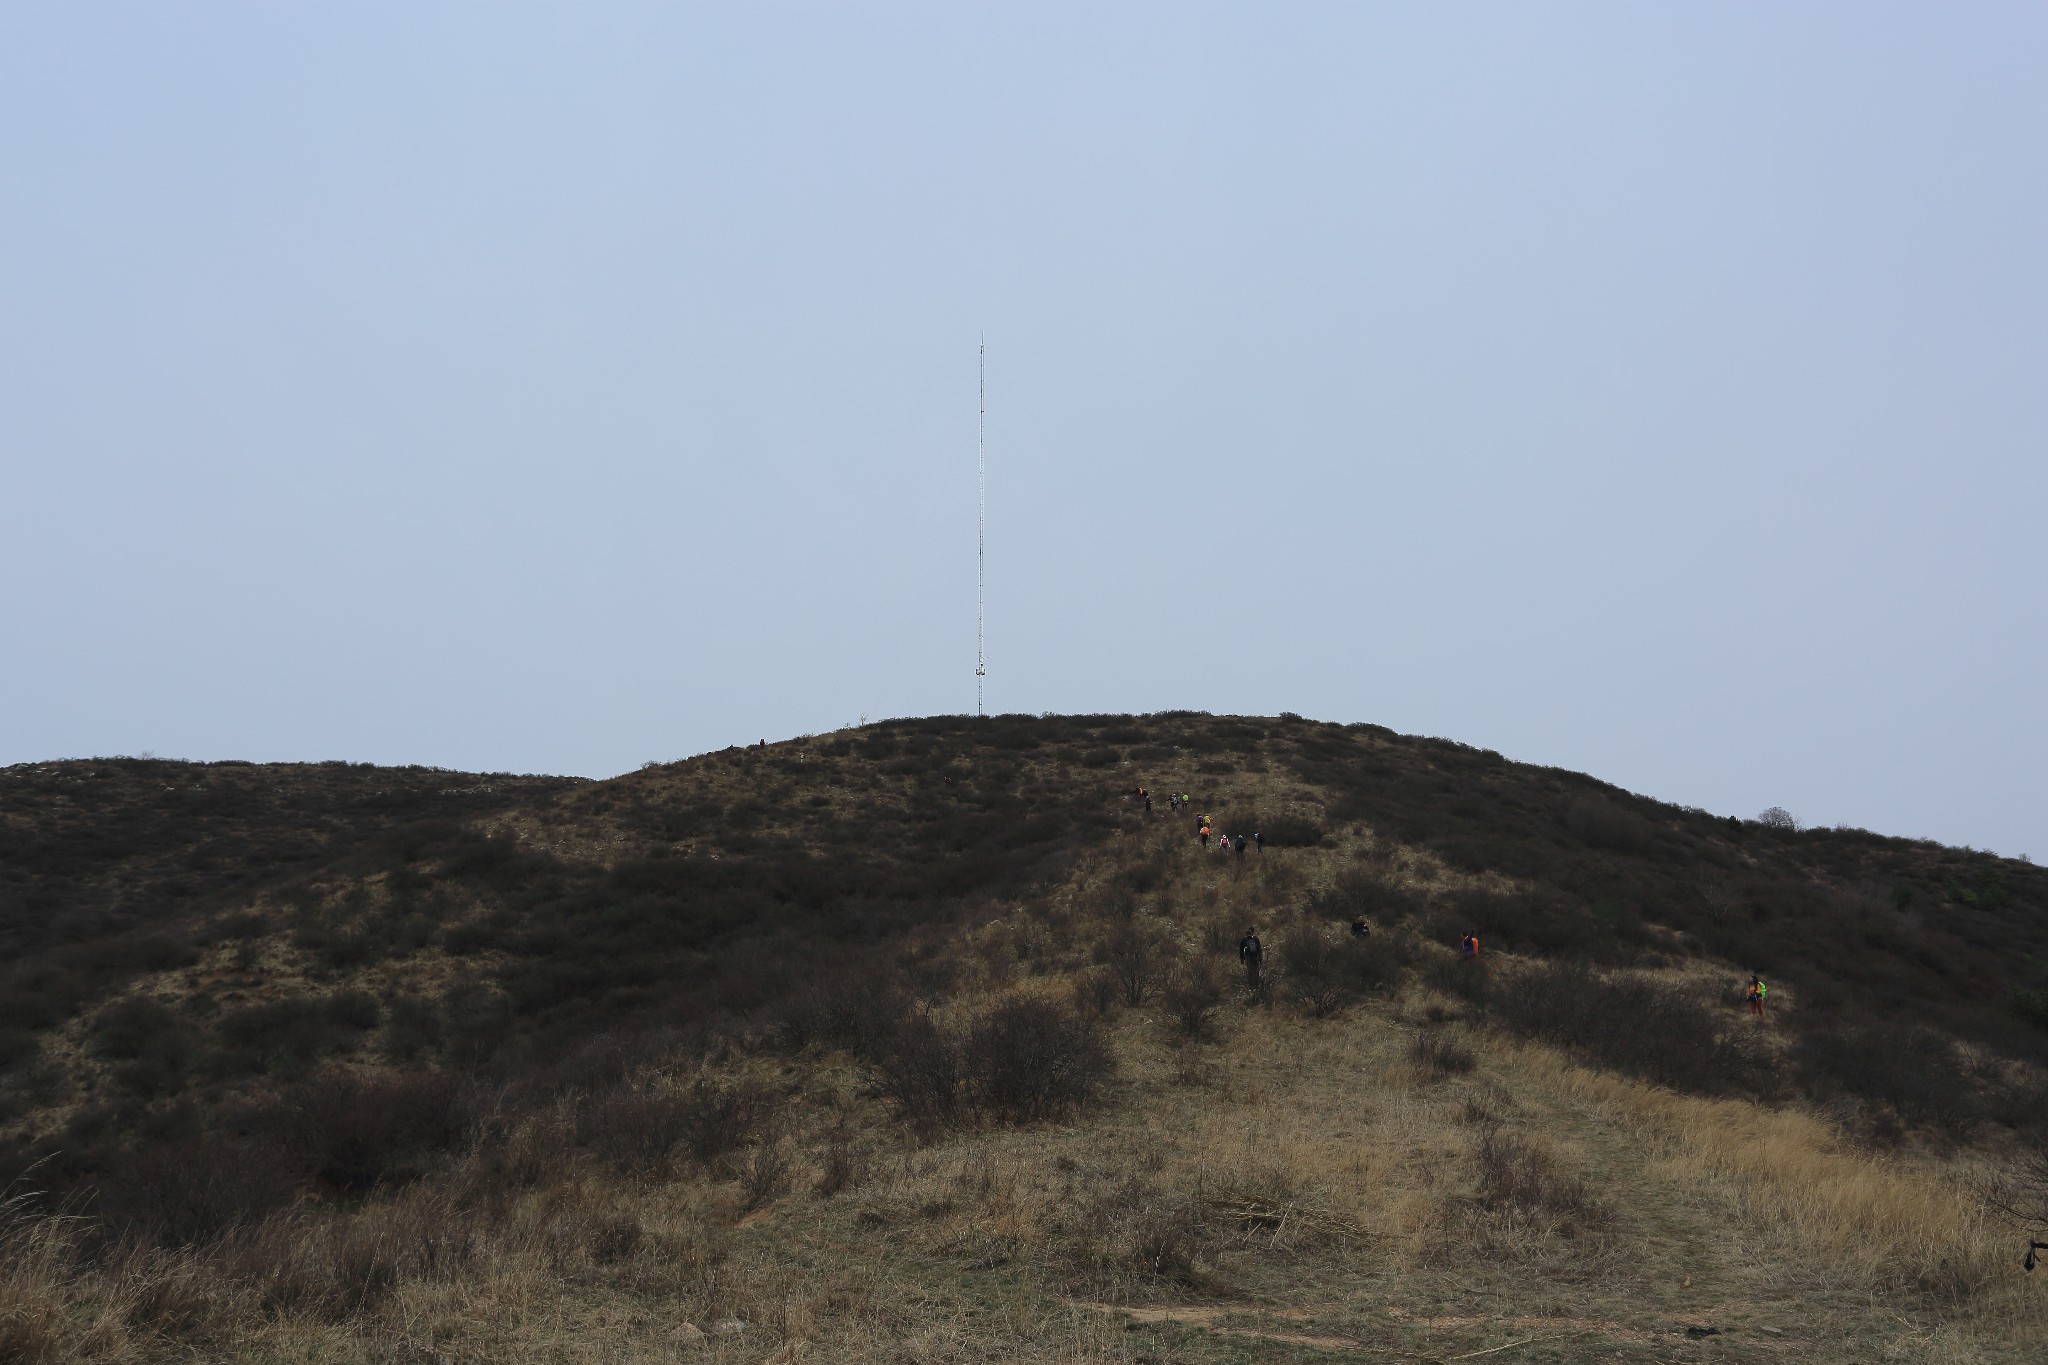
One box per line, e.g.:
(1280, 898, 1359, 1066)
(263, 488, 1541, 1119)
(975, 335, 987, 716)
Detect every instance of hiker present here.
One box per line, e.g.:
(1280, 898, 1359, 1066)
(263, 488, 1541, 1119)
(1143, 793, 1152, 814)
(1239, 927, 1264, 989)
(1459, 931, 1480, 959)
(1234, 832, 1247, 859)
(1253, 831, 1263, 854)
(1746, 974, 1767, 1017)
(1351, 915, 1370, 938)
(1199, 819, 1210, 847)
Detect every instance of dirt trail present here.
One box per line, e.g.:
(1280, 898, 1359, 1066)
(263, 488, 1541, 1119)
(1065, 1299, 1642, 1356)
(1066, 1301, 1386, 1351)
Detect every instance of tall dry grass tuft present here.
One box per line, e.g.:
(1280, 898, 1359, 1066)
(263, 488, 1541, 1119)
(108, 1244, 236, 1348)
(0, 1185, 74, 1364)
(223, 1185, 482, 1319)
(1409, 1028, 1477, 1079)
(1525, 1043, 2037, 1309)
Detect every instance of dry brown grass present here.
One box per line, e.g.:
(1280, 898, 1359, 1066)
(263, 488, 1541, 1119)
(7, 989, 2045, 1363)
(1525, 1042, 2037, 1309)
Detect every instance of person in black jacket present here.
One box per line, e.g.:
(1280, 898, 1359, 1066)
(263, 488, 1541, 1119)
(1239, 927, 1264, 989)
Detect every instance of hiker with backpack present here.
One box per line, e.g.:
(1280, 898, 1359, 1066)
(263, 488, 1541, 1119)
(1239, 927, 1264, 989)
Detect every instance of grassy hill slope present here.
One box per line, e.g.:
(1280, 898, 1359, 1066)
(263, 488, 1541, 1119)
(2, 713, 2045, 1363)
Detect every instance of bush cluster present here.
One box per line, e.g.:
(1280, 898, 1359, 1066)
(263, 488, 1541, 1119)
(1794, 1024, 1981, 1135)
(1278, 926, 1414, 1017)
(1485, 963, 1768, 1096)
(579, 1075, 774, 1173)
(869, 996, 1115, 1130)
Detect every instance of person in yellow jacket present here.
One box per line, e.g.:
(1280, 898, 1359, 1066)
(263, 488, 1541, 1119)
(1746, 975, 1767, 1017)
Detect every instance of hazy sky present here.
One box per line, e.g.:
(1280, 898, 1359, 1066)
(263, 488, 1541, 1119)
(4, 4, 2042, 857)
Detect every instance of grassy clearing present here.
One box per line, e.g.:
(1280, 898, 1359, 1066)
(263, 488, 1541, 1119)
(8, 986, 2046, 1362)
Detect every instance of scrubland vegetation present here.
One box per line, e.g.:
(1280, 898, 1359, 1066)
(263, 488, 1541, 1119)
(2, 713, 2046, 1361)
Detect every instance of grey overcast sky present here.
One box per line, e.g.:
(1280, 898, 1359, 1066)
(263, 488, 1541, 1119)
(2, 4, 2042, 857)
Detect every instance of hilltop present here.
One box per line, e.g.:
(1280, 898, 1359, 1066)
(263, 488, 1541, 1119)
(2, 713, 2046, 1363)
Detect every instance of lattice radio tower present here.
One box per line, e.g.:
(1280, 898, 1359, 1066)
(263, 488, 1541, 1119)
(975, 336, 988, 716)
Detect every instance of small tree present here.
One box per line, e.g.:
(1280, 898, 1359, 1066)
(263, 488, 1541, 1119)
(1100, 922, 1162, 1007)
(1694, 877, 1744, 923)
(1983, 1132, 2048, 1261)
(1160, 959, 1226, 1041)
(1757, 806, 1800, 832)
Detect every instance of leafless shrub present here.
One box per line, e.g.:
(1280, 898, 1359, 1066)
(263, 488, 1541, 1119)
(1063, 1174, 1212, 1288)
(582, 1076, 773, 1174)
(741, 1126, 792, 1209)
(460, 1109, 575, 1202)
(1565, 796, 1656, 854)
(1280, 925, 1413, 1017)
(870, 1011, 966, 1132)
(1072, 966, 1120, 1016)
(1161, 959, 1226, 1041)
(961, 997, 1116, 1124)
(1487, 962, 1769, 1096)
(1410, 1031, 1477, 1079)
(99, 1137, 300, 1246)
(1795, 1025, 1982, 1138)
(871, 997, 1116, 1130)
(813, 1121, 875, 1199)
(1473, 1125, 1603, 1227)
(1130, 1203, 1207, 1285)
(679, 1077, 776, 1170)
(269, 1068, 464, 1190)
(1199, 914, 1237, 955)
(582, 1086, 695, 1172)
(1694, 877, 1744, 923)
(1099, 922, 1162, 1006)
